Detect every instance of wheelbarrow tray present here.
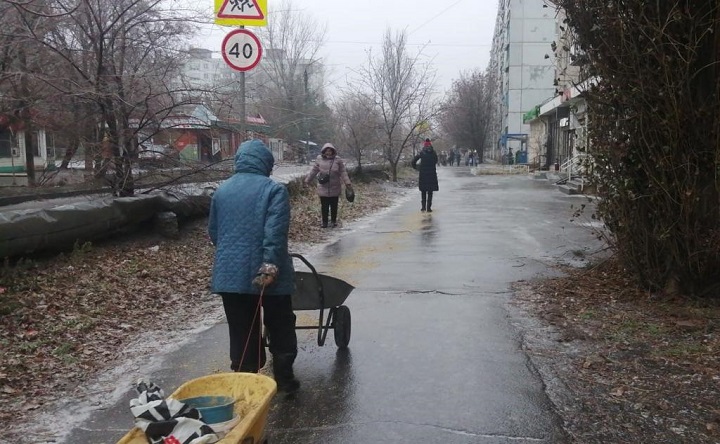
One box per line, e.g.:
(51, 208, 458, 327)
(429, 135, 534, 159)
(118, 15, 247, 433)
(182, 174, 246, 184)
(292, 271, 355, 311)
(117, 373, 276, 444)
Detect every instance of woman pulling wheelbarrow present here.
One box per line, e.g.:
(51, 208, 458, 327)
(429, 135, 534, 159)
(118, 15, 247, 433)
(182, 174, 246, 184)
(208, 139, 300, 395)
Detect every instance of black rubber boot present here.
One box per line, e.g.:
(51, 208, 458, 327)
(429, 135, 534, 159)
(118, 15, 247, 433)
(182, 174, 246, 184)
(272, 353, 300, 395)
(427, 193, 433, 212)
(421, 194, 426, 212)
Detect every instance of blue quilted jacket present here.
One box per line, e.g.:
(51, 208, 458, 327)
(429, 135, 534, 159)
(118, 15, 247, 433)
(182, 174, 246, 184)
(208, 139, 295, 295)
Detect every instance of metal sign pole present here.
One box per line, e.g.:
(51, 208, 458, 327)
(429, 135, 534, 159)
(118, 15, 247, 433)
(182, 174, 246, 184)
(239, 26, 246, 144)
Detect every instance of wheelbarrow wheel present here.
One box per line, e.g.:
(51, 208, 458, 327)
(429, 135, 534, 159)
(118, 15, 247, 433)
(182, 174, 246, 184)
(333, 305, 351, 348)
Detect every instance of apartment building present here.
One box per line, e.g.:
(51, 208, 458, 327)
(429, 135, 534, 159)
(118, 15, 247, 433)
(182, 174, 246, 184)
(178, 47, 251, 119)
(489, 0, 556, 162)
(179, 47, 324, 118)
(523, 7, 589, 172)
(176, 47, 325, 161)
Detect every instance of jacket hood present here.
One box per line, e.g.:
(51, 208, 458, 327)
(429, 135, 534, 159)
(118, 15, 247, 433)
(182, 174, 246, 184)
(234, 139, 274, 176)
(321, 143, 337, 157)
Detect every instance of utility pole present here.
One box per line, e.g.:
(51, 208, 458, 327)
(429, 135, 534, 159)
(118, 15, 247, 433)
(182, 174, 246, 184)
(304, 68, 309, 164)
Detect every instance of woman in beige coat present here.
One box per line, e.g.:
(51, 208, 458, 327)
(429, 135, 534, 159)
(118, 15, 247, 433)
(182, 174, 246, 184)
(305, 143, 353, 228)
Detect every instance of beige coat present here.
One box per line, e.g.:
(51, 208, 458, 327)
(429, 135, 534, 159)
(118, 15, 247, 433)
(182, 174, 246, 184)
(305, 154, 352, 197)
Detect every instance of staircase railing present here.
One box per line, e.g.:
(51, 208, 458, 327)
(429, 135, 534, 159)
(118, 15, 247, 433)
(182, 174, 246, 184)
(560, 153, 589, 191)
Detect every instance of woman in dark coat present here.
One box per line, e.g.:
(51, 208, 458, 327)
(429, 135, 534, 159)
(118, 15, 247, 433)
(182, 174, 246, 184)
(411, 138, 439, 212)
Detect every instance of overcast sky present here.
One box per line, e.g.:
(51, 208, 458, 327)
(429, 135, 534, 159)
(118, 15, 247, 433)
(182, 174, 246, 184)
(198, 0, 499, 97)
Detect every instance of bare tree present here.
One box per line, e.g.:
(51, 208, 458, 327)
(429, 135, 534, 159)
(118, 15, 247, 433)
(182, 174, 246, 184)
(0, 1, 59, 185)
(549, 0, 720, 297)
(359, 28, 437, 181)
(333, 90, 381, 172)
(254, 0, 327, 156)
(441, 69, 495, 164)
(9, 0, 203, 195)
(0, 2, 103, 175)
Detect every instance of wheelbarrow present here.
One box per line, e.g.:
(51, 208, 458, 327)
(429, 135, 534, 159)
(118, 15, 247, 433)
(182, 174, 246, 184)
(288, 253, 354, 348)
(116, 373, 276, 444)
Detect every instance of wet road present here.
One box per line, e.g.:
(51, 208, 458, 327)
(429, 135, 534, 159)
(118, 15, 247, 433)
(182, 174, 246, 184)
(265, 167, 597, 443)
(64, 166, 599, 444)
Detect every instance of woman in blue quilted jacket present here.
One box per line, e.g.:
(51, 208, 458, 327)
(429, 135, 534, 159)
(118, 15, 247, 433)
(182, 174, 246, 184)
(208, 139, 299, 394)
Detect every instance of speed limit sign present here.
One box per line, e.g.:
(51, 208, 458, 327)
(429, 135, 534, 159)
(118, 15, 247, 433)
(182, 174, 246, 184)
(221, 29, 262, 72)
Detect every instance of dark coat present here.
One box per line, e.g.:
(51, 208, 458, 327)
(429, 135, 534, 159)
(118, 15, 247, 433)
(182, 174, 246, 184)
(412, 146, 439, 192)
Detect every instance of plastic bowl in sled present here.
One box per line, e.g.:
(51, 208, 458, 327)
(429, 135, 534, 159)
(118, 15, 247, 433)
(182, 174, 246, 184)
(179, 395, 235, 424)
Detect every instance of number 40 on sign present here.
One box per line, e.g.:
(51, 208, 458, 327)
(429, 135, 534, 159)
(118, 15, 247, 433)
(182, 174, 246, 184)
(221, 29, 263, 72)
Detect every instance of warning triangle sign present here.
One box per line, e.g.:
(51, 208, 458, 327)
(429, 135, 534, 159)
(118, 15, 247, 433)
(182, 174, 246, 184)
(218, 0, 264, 20)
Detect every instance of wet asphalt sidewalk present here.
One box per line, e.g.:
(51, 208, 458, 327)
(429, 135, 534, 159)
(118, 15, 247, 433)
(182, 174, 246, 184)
(55, 166, 599, 444)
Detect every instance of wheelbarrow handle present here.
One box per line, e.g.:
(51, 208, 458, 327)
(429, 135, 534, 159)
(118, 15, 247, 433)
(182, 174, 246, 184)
(290, 253, 319, 275)
(290, 253, 328, 346)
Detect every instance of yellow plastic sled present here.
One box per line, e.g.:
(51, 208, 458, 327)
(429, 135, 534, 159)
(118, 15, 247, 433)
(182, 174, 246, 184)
(117, 373, 277, 444)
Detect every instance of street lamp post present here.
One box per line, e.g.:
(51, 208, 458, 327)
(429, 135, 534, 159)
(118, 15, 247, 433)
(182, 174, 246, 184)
(305, 132, 309, 164)
(304, 69, 309, 164)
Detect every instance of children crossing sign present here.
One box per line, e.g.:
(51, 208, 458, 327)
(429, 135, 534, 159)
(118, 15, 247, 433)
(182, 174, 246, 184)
(214, 0, 267, 27)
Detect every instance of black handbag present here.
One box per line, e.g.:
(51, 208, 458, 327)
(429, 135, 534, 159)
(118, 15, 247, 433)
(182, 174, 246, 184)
(317, 158, 335, 184)
(345, 186, 355, 202)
